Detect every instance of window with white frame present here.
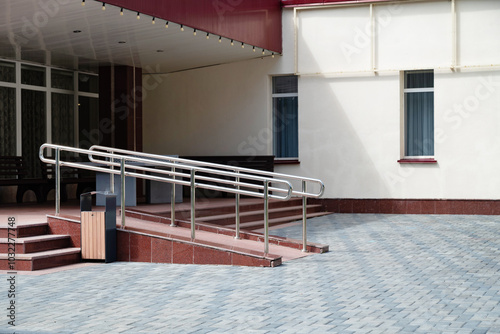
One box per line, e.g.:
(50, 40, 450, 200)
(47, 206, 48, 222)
(272, 75, 298, 159)
(404, 70, 434, 157)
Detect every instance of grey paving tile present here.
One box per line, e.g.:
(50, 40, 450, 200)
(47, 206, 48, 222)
(2, 213, 500, 333)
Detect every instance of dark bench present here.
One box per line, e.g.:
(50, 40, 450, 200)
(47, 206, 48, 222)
(40, 158, 95, 202)
(179, 156, 275, 198)
(0, 156, 46, 203)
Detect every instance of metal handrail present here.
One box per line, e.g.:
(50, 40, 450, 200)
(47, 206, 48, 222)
(88, 145, 325, 198)
(89, 145, 325, 251)
(40, 143, 325, 253)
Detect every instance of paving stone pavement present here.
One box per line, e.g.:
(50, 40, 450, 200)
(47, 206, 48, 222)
(2, 213, 500, 334)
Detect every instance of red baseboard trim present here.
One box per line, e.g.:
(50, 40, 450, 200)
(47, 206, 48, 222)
(310, 198, 500, 215)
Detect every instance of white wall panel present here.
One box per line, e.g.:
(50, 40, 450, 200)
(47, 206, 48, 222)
(376, 1, 452, 70)
(298, 6, 372, 73)
(457, 0, 500, 67)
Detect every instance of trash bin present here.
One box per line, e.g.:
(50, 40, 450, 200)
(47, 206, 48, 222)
(80, 191, 117, 263)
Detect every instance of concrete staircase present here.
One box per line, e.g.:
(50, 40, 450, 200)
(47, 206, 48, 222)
(0, 222, 80, 271)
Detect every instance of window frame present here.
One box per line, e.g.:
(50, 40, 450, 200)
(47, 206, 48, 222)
(399, 70, 437, 164)
(271, 75, 299, 162)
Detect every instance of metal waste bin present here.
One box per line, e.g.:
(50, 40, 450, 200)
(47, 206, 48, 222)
(80, 192, 117, 263)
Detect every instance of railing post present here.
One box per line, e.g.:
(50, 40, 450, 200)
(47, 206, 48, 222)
(302, 181, 308, 252)
(264, 180, 269, 254)
(109, 156, 114, 194)
(170, 165, 176, 227)
(190, 169, 196, 240)
(235, 171, 240, 239)
(55, 148, 60, 215)
(120, 158, 126, 229)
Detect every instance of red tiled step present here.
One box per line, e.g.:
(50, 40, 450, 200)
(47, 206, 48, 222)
(196, 204, 324, 226)
(0, 222, 48, 238)
(192, 198, 306, 218)
(0, 248, 81, 271)
(131, 198, 307, 220)
(0, 235, 72, 254)
(229, 211, 331, 230)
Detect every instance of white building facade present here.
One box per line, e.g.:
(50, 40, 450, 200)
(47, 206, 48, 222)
(0, 0, 498, 213)
(143, 0, 500, 214)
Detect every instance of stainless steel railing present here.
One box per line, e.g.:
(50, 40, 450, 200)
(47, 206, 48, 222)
(89, 145, 325, 251)
(39, 143, 325, 253)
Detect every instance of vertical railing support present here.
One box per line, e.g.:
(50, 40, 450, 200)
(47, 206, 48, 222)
(235, 171, 240, 239)
(109, 156, 115, 194)
(120, 158, 126, 229)
(170, 165, 176, 227)
(55, 148, 61, 215)
(264, 181, 269, 254)
(302, 181, 308, 252)
(190, 169, 196, 240)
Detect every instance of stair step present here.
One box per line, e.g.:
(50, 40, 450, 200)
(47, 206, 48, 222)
(133, 198, 306, 219)
(192, 198, 305, 217)
(197, 204, 324, 225)
(0, 222, 49, 238)
(0, 248, 81, 271)
(0, 235, 72, 254)
(229, 211, 332, 230)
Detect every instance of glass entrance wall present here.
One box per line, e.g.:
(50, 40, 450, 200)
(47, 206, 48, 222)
(0, 59, 99, 179)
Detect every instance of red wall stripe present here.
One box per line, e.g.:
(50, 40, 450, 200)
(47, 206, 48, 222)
(102, 0, 282, 53)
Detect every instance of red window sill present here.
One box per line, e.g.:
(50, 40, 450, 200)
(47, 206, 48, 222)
(397, 158, 437, 164)
(274, 159, 300, 165)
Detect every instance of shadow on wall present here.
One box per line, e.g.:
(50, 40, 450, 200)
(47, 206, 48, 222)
(292, 28, 398, 198)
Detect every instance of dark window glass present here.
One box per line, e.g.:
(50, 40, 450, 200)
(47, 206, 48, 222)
(52, 93, 74, 147)
(0, 61, 15, 83)
(405, 71, 433, 89)
(273, 76, 299, 159)
(405, 70, 434, 156)
(273, 97, 298, 158)
(273, 76, 298, 94)
(0, 87, 16, 158)
(22, 89, 46, 178)
(78, 74, 98, 93)
(78, 96, 100, 150)
(52, 70, 74, 90)
(21, 65, 46, 87)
